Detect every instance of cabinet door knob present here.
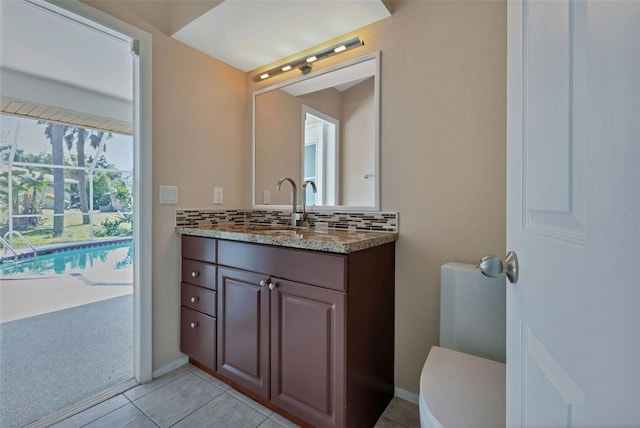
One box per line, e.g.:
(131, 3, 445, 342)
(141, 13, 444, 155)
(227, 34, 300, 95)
(190, 322, 199, 328)
(190, 296, 199, 303)
(260, 279, 268, 287)
(191, 271, 199, 278)
(268, 281, 277, 290)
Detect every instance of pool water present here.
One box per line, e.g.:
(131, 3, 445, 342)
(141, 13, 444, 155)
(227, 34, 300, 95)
(0, 242, 133, 277)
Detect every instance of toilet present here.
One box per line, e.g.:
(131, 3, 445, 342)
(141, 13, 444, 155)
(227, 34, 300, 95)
(419, 262, 506, 428)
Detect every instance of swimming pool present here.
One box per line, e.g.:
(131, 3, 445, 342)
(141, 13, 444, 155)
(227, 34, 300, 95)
(0, 242, 133, 277)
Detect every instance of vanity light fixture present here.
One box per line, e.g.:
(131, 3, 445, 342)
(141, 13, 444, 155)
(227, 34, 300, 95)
(252, 36, 364, 82)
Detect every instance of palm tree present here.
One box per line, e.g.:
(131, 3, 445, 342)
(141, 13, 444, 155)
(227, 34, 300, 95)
(0, 171, 27, 217)
(19, 170, 48, 226)
(65, 128, 107, 224)
(43, 123, 67, 236)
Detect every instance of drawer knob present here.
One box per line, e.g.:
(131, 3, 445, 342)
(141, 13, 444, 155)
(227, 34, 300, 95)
(268, 281, 277, 291)
(190, 296, 199, 303)
(191, 271, 199, 278)
(190, 322, 199, 328)
(260, 279, 268, 287)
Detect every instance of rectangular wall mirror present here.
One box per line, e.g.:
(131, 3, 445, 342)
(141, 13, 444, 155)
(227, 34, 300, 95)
(252, 52, 380, 211)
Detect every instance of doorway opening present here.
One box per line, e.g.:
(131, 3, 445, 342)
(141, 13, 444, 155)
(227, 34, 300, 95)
(0, 0, 150, 426)
(303, 106, 339, 206)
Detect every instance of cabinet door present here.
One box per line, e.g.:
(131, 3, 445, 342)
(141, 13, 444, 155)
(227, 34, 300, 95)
(270, 278, 346, 428)
(217, 267, 270, 398)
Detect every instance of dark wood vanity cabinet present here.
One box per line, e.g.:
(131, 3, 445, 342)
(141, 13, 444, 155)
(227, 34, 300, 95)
(180, 236, 217, 369)
(217, 267, 270, 398)
(181, 235, 395, 428)
(270, 278, 346, 428)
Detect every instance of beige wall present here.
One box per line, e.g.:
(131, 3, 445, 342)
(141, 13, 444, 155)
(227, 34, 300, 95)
(248, 0, 506, 394)
(341, 77, 375, 206)
(255, 87, 341, 206)
(84, 1, 247, 371)
(87, 0, 506, 395)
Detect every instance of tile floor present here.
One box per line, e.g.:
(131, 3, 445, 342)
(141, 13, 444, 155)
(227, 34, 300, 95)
(51, 363, 420, 428)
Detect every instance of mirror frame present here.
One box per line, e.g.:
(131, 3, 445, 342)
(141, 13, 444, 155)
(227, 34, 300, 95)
(252, 51, 381, 212)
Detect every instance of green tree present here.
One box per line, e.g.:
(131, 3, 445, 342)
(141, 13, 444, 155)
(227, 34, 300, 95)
(0, 171, 26, 218)
(5, 148, 52, 164)
(19, 170, 48, 226)
(91, 173, 112, 208)
(64, 128, 108, 224)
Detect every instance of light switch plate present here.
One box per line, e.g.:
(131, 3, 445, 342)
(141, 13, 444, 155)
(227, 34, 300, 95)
(263, 190, 270, 204)
(159, 185, 178, 205)
(214, 187, 223, 205)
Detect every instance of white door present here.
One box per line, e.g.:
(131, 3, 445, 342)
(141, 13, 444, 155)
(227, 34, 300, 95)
(506, 0, 640, 426)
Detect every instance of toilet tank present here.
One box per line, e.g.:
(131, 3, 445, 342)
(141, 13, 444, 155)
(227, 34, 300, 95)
(440, 262, 506, 363)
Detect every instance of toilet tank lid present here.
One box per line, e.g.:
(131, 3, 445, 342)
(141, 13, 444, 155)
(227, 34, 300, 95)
(420, 346, 506, 428)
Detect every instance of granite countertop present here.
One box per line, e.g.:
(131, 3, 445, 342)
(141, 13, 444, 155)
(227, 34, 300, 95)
(176, 223, 398, 254)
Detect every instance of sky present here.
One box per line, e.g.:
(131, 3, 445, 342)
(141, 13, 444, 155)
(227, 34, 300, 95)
(1, 115, 133, 171)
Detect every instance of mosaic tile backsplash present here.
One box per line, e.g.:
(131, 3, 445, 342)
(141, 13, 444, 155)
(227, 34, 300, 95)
(175, 209, 398, 232)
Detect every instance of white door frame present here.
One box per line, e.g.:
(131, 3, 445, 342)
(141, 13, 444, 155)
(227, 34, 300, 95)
(44, 0, 153, 384)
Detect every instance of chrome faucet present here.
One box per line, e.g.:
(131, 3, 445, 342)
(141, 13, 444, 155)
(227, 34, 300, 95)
(276, 177, 298, 227)
(301, 180, 317, 224)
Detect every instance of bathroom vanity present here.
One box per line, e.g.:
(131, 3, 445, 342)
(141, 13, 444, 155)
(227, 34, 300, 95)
(179, 224, 396, 428)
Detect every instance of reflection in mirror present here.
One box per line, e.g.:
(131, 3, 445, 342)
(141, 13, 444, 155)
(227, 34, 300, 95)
(253, 53, 379, 211)
(303, 106, 338, 206)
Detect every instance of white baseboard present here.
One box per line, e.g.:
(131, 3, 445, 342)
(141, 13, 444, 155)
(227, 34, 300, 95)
(394, 386, 419, 405)
(152, 356, 189, 379)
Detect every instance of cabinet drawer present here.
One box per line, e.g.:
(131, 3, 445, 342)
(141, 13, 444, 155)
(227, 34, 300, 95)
(182, 259, 216, 290)
(182, 235, 216, 263)
(180, 306, 216, 369)
(218, 240, 347, 291)
(181, 282, 216, 317)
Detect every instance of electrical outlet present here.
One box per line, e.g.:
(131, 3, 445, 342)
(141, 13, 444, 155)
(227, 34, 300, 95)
(263, 190, 270, 204)
(214, 187, 223, 204)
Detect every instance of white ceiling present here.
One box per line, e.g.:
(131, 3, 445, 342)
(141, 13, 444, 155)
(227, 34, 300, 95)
(0, 0, 133, 133)
(0, 0, 133, 101)
(172, 0, 391, 72)
(120, 0, 223, 36)
(281, 57, 376, 96)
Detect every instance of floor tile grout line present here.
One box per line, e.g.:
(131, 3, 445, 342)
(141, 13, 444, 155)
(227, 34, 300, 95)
(227, 388, 273, 417)
(222, 389, 272, 417)
(164, 388, 230, 428)
(252, 414, 270, 428)
(179, 366, 276, 419)
(77, 398, 148, 428)
(263, 416, 287, 428)
(257, 417, 277, 428)
(126, 369, 191, 402)
(130, 400, 162, 427)
(381, 413, 414, 428)
(185, 366, 232, 392)
(167, 367, 278, 423)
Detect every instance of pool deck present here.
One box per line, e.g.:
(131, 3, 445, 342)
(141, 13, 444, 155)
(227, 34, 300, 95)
(1, 271, 132, 323)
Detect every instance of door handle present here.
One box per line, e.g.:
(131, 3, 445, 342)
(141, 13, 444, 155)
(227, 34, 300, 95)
(478, 251, 519, 284)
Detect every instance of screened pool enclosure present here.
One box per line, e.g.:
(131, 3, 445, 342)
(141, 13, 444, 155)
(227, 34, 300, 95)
(0, 115, 134, 257)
